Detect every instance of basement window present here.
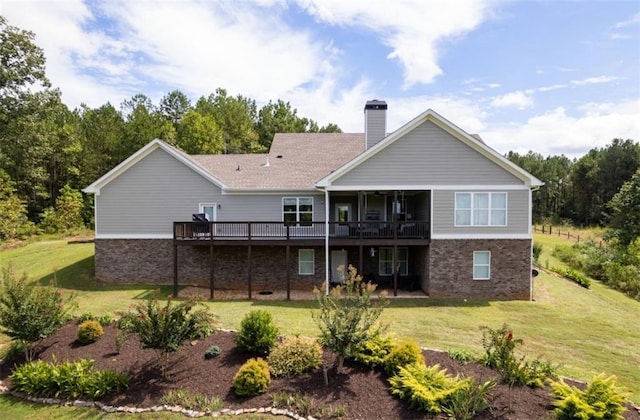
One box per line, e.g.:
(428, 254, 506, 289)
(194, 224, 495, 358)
(473, 251, 491, 280)
(299, 249, 314, 275)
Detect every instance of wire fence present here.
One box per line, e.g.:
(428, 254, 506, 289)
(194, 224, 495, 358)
(533, 225, 603, 246)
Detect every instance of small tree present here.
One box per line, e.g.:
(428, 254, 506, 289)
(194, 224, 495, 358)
(0, 268, 76, 360)
(0, 169, 36, 240)
(40, 184, 84, 234)
(116, 293, 219, 378)
(313, 265, 388, 372)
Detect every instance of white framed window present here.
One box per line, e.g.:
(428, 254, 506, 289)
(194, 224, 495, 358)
(379, 247, 408, 276)
(299, 249, 314, 275)
(473, 251, 491, 280)
(455, 192, 507, 226)
(283, 197, 313, 226)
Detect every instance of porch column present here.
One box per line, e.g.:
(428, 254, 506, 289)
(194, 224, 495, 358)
(359, 245, 363, 277)
(325, 189, 330, 295)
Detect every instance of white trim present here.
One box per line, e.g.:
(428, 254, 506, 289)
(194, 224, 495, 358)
(323, 184, 530, 192)
(473, 251, 491, 280)
(223, 188, 319, 195)
(431, 233, 532, 240)
(324, 189, 330, 294)
(83, 139, 228, 195)
(298, 249, 315, 275)
(316, 109, 544, 188)
(95, 233, 173, 239)
(199, 203, 217, 221)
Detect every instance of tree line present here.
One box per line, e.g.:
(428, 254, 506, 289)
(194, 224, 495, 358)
(0, 16, 340, 239)
(1, 15, 638, 244)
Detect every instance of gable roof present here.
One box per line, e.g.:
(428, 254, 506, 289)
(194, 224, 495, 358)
(188, 133, 364, 190)
(82, 139, 228, 195)
(316, 109, 544, 188)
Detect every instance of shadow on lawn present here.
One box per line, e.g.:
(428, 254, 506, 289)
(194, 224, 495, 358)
(36, 256, 172, 299)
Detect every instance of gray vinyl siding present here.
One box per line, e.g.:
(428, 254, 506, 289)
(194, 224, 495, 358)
(432, 189, 530, 235)
(96, 148, 326, 235)
(333, 121, 522, 186)
(365, 109, 386, 149)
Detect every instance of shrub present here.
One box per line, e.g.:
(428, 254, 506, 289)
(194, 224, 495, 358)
(268, 335, 322, 377)
(162, 389, 223, 412)
(77, 312, 95, 323)
(98, 314, 114, 326)
(384, 339, 424, 376)
(204, 345, 221, 359)
(389, 363, 483, 415)
(353, 334, 396, 368)
(272, 392, 346, 418)
(236, 310, 278, 355)
(77, 320, 104, 345)
(233, 357, 271, 397)
(442, 379, 495, 420)
(0, 268, 76, 360)
(447, 349, 476, 363)
(11, 358, 129, 399)
(480, 324, 557, 387)
(314, 265, 388, 372)
(550, 374, 630, 420)
(563, 268, 591, 288)
(116, 293, 219, 377)
(532, 242, 543, 262)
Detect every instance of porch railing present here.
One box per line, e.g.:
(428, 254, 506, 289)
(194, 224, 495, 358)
(173, 221, 430, 240)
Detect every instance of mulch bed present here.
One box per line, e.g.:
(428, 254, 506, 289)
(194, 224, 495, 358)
(1, 323, 638, 419)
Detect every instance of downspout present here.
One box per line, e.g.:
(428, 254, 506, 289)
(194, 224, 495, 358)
(325, 188, 330, 296)
(529, 187, 534, 301)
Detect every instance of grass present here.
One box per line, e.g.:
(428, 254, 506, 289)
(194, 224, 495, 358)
(1, 234, 639, 408)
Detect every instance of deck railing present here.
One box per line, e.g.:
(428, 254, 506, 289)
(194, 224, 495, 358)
(173, 221, 430, 241)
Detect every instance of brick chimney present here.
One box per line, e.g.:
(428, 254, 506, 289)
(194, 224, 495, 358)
(364, 100, 387, 149)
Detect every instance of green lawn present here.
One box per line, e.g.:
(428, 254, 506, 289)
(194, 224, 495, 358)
(1, 235, 639, 407)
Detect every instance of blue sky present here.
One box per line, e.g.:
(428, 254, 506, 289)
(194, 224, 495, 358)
(2, 0, 639, 158)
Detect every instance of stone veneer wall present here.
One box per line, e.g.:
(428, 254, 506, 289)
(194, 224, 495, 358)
(428, 239, 532, 300)
(95, 239, 326, 291)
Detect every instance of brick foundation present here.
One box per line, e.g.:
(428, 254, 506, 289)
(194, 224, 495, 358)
(95, 239, 326, 292)
(428, 239, 532, 300)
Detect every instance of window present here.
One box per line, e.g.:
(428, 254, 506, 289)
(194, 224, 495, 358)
(199, 203, 216, 221)
(283, 197, 313, 226)
(379, 247, 408, 276)
(299, 249, 314, 275)
(473, 251, 491, 280)
(455, 192, 507, 226)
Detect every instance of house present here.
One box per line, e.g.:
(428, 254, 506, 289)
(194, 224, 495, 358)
(83, 100, 543, 300)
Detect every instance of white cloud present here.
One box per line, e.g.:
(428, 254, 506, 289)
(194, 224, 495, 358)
(490, 91, 533, 109)
(571, 76, 620, 85)
(483, 100, 640, 158)
(613, 12, 640, 29)
(296, 0, 495, 87)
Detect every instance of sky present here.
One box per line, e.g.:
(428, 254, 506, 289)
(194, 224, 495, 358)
(2, 0, 639, 158)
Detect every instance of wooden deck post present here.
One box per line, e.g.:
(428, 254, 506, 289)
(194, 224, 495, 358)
(286, 245, 291, 301)
(359, 245, 363, 277)
(173, 242, 178, 298)
(393, 244, 398, 297)
(209, 234, 214, 300)
(247, 244, 252, 299)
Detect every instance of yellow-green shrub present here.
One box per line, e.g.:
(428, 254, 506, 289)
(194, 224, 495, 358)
(550, 374, 630, 419)
(77, 320, 104, 345)
(268, 335, 322, 377)
(353, 334, 396, 368)
(384, 339, 424, 376)
(233, 358, 270, 397)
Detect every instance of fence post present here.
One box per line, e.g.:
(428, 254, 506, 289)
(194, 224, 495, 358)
(549, 225, 552, 234)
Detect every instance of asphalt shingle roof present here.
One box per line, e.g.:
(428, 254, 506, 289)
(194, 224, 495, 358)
(187, 132, 365, 189)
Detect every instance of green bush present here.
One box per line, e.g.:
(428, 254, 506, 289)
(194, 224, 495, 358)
(480, 324, 557, 387)
(0, 268, 76, 360)
(204, 345, 221, 359)
(233, 357, 271, 397)
(532, 242, 543, 262)
(314, 265, 388, 372)
(383, 339, 424, 376)
(353, 334, 396, 368)
(550, 374, 630, 420)
(563, 268, 591, 288)
(268, 335, 322, 377)
(77, 312, 95, 323)
(447, 349, 476, 363)
(236, 310, 278, 355)
(98, 314, 114, 326)
(389, 363, 484, 416)
(11, 358, 129, 399)
(116, 293, 219, 377)
(77, 320, 104, 345)
(442, 379, 495, 420)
